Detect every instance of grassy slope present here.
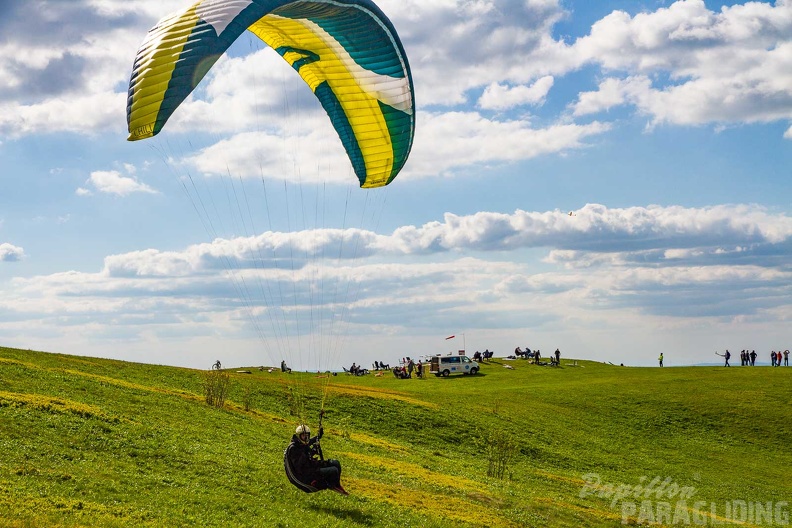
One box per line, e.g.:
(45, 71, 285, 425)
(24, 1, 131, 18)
(1, 346, 790, 527)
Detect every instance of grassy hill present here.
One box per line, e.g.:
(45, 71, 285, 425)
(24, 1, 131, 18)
(1, 346, 790, 527)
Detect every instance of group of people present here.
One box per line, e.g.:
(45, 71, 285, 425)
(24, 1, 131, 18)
(713, 349, 789, 367)
(738, 350, 753, 366)
(512, 347, 562, 366)
(392, 357, 423, 379)
(472, 349, 494, 362)
(346, 363, 368, 376)
(513, 347, 532, 359)
(345, 358, 435, 377)
(769, 350, 789, 367)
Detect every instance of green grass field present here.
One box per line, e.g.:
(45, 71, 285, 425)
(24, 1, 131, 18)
(1, 346, 790, 527)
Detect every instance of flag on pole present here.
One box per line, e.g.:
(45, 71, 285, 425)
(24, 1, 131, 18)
(445, 335, 455, 340)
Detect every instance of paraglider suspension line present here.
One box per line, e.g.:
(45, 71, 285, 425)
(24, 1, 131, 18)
(316, 408, 325, 461)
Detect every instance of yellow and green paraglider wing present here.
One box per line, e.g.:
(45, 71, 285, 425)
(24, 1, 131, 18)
(127, 0, 415, 188)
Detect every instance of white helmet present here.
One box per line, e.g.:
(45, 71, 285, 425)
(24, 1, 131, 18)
(295, 424, 310, 438)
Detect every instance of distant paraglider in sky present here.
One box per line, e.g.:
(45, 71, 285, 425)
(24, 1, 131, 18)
(127, 0, 415, 189)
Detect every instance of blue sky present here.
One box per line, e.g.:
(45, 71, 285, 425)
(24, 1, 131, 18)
(1, 0, 790, 370)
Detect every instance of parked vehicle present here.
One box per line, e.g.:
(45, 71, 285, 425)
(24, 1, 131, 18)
(429, 355, 479, 377)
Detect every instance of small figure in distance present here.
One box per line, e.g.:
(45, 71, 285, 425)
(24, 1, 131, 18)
(658, 353, 663, 367)
(715, 350, 731, 367)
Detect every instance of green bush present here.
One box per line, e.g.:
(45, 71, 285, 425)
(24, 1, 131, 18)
(203, 369, 230, 408)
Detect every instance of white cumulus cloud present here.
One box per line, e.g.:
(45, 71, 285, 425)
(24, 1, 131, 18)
(571, 0, 792, 129)
(478, 76, 555, 110)
(0, 243, 25, 262)
(81, 170, 157, 196)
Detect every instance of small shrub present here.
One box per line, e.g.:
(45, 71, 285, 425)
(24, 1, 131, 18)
(285, 385, 309, 419)
(242, 386, 252, 412)
(203, 369, 230, 408)
(484, 428, 517, 480)
(334, 415, 352, 439)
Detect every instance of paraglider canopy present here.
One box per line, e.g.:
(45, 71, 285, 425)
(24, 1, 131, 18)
(127, 0, 415, 188)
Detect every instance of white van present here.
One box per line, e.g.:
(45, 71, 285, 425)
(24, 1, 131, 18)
(430, 355, 479, 377)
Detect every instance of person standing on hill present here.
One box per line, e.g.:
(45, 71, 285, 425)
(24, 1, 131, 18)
(658, 353, 664, 367)
(750, 350, 757, 366)
(785, 350, 789, 366)
(715, 350, 731, 367)
(771, 351, 777, 367)
(554, 348, 561, 365)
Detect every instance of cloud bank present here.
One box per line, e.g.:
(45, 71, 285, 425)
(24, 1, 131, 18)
(2, 205, 789, 348)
